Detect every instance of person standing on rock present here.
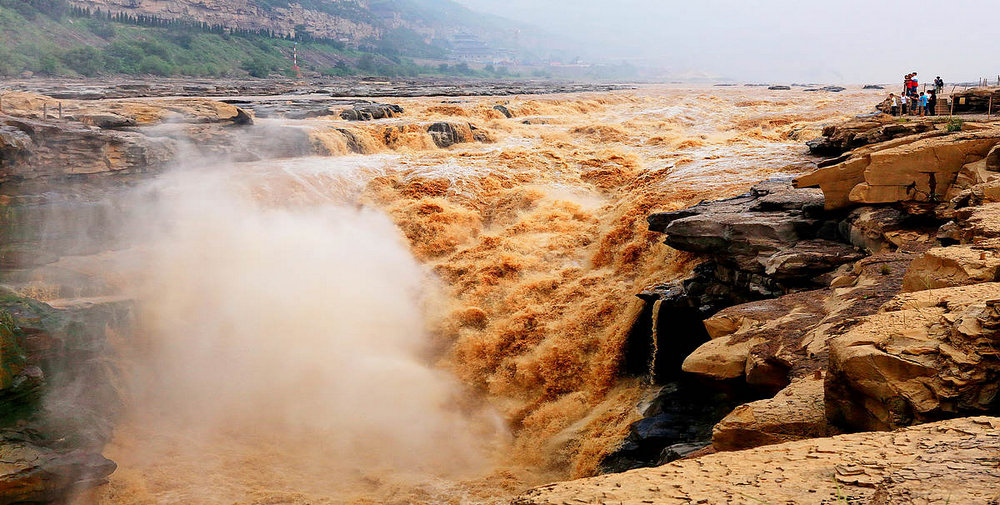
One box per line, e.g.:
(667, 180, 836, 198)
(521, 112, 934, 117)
(889, 93, 900, 116)
(910, 73, 919, 96)
(935, 76, 944, 94)
(918, 91, 929, 116)
(901, 93, 909, 115)
(928, 90, 937, 116)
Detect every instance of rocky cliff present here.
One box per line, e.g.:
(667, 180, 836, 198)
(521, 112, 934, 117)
(66, 0, 515, 48)
(520, 110, 1000, 501)
(70, 0, 377, 40)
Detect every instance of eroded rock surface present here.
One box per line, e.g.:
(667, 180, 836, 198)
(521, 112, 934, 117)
(514, 417, 1000, 505)
(0, 289, 129, 503)
(0, 115, 176, 182)
(339, 102, 404, 121)
(827, 283, 1000, 430)
(806, 116, 935, 157)
(795, 128, 1000, 210)
(648, 178, 859, 292)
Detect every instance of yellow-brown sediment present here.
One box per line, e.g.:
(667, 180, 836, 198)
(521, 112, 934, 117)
(86, 85, 883, 505)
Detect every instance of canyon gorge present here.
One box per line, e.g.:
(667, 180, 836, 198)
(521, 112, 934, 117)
(1, 80, 999, 505)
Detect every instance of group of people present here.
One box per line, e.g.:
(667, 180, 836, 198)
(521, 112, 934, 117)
(887, 73, 945, 117)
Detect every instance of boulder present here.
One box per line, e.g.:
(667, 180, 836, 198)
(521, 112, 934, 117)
(339, 102, 404, 121)
(760, 239, 864, 279)
(231, 107, 254, 126)
(77, 113, 137, 129)
(839, 206, 933, 253)
(0, 125, 33, 171)
(682, 335, 764, 380)
(712, 378, 831, 451)
(901, 244, 1000, 292)
(826, 283, 1000, 430)
(493, 104, 513, 118)
(427, 121, 474, 148)
(0, 441, 117, 505)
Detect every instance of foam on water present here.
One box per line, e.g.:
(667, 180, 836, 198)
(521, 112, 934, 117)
(81, 85, 883, 505)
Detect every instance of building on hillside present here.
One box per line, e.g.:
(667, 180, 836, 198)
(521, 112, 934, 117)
(449, 32, 493, 62)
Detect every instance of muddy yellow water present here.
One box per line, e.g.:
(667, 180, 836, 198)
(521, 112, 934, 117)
(75, 85, 881, 505)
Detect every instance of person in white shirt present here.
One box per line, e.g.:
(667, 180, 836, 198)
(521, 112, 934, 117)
(901, 93, 909, 115)
(889, 93, 900, 116)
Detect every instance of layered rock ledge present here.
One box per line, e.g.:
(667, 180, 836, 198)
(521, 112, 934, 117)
(600, 109, 1000, 493)
(515, 417, 1000, 505)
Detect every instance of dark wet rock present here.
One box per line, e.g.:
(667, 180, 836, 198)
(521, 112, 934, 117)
(427, 122, 473, 148)
(493, 104, 513, 118)
(805, 118, 936, 157)
(648, 178, 856, 286)
(78, 113, 137, 129)
(760, 239, 864, 280)
(648, 178, 825, 234)
(339, 102, 404, 121)
(231, 107, 254, 126)
(804, 86, 846, 92)
(767, 86, 791, 90)
(657, 442, 707, 464)
(6, 77, 634, 102)
(0, 440, 117, 505)
(0, 290, 131, 503)
(336, 128, 366, 154)
(598, 380, 758, 473)
(863, 84, 885, 90)
(838, 206, 935, 253)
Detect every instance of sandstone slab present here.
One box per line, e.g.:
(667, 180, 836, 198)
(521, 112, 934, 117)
(712, 378, 831, 451)
(795, 129, 1000, 210)
(902, 244, 1000, 292)
(826, 283, 1000, 430)
(515, 417, 1000, 505)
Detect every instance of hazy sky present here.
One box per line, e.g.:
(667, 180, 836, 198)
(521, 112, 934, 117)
(455, 0, 999, 83)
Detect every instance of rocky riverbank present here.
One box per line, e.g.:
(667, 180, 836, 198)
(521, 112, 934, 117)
(517, 110, 1000, 501)
(2, 77, 633, 101)
(0, 83, 900, 504)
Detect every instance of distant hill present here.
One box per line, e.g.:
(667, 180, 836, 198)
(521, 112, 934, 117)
(67, 0, 524, 58)
(0, 0, 543, 78)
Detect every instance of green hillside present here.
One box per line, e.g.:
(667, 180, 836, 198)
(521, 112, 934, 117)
(0, 0, 522, 78)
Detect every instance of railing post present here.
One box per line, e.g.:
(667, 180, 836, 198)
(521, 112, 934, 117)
(58, 102, 63, 119)
(42, 103, 47, 119)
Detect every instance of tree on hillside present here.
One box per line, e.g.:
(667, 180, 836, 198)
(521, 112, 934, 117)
(60, 46, 101, 76)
